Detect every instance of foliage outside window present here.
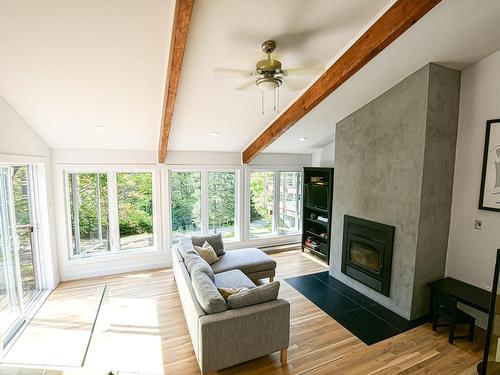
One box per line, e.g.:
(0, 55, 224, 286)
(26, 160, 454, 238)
(249, 170, 301, 238)
(208, 171, 236, 240)
(117, 172, 154, 251)
(69, 173, 110, 255)
(170, 172, 201, 244)
(68, 170, 155, 257)
(279, 172, 301, 234)
(169, 170, 237, 244)
(249, 172, 274, 237)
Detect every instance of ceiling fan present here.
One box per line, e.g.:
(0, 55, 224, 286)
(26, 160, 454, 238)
(213, 40, 324, 93)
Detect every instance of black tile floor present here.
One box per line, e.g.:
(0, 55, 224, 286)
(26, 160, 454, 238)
(285, 271, 427, 345)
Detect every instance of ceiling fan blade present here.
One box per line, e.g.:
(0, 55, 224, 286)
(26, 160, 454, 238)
(213, 67, 254, 77)
(234, 80, 256, 91)
(283, 59, 324, 76)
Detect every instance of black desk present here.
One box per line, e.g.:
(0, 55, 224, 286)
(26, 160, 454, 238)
(428, 277, 491, 314)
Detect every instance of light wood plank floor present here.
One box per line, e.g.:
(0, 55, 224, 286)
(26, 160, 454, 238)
(1, 250, 484, 374)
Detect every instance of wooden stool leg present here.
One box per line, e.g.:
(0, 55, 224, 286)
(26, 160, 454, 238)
(469, 322, 475, 342)
(280, 348, 288, 364)
(448, 321, 455, 344)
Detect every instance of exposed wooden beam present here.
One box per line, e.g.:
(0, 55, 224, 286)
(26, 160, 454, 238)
(158, 0, 194, 163)
(242, 0, 440, 164)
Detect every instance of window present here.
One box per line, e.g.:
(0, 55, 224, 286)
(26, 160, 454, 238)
(169, 170, 237, 244)
(170, 172, 201, 244)
(279, 172, 301, 234)
(249, 170, 301, 238)
(68, 173, 109, 255)
(67, 169, 156, 257)
(117, 172, 154, 251)
(208, 171, 236, 240)
(249, 171, 274, 237)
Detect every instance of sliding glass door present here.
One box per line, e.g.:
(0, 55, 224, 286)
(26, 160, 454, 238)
(0, 165, 42, 347)
(0, 167, 24, 347)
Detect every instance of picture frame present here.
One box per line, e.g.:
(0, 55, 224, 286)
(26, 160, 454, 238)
(479, 119, 500, 211)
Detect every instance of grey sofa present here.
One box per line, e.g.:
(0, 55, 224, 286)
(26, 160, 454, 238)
(172, 237, 290, 374)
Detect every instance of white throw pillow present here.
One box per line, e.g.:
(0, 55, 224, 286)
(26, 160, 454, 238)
(194, 241, 219, 265)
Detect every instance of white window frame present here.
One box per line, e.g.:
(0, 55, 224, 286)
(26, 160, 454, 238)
(62, 165, 161, 260)
(168, 167, 240, 245)
(246, 167, 302, 239)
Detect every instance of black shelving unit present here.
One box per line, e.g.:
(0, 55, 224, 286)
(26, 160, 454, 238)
(301, 167, 334, 263)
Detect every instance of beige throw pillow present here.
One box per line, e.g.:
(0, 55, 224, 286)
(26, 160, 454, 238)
(194, 241, 219, 265)
(218, 287, 248, 301)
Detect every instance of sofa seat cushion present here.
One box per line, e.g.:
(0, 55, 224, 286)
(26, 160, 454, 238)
(211, 248, 276, 276)
(191, 269, 228, 314)
(214, 269, 256, 289)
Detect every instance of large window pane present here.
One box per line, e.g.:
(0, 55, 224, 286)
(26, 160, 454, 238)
(208, 172, 236, 240)
(279, 172, 301, 234)
(117, 172, 154, 251)
(249, 172, 274, 237)
(170, 172, 201, 244)
(12, 166, 37, 303)
(68, 173, 109, 255)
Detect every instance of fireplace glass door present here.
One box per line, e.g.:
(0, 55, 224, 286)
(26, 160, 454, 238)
(347, 234, 384, 276)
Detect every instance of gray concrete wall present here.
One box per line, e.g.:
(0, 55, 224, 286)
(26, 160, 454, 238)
(411, 64, 461, 317)
(330, 64, 460, 320)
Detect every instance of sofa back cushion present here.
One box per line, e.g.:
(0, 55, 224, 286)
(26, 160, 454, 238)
(227, 281, 280, 309)
(178, 237, 198, 261)
(191, 269, 228, 314)
(191, 233, 225, 256)
(184, 252, 215, 282)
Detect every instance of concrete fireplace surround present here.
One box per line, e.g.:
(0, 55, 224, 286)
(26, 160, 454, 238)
(330, 63, 461, 320)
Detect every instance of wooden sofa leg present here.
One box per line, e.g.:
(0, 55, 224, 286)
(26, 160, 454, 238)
(280, 348, 288, 364)
(270, 276, 274, 282)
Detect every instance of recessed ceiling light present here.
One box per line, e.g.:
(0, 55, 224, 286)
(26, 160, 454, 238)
(95, 125, 106, 131)
(211, 131, 220, 137)
(299, 137, 307, 142)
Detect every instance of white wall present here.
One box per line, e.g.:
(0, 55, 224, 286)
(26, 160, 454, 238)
(0, 95, 59, 288)
(311, 142, 335, 167)
(446, 50, 500, 326)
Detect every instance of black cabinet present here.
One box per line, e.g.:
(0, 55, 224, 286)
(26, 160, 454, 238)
(301, 167, 334, 263)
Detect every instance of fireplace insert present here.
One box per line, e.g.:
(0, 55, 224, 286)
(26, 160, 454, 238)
(341, 215, 395, 296)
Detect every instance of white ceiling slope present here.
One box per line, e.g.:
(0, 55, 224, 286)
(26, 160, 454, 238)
(0, 0, 175, 150)
(168, 0, 391, 152)
(266, 0, 500, 154)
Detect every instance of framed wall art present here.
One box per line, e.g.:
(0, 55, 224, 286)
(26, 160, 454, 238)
(479, 119, 500, 211)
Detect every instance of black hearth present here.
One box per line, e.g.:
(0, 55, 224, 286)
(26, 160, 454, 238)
(341, 215, 395, 296)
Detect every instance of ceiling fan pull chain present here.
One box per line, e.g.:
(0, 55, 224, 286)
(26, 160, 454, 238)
(278, 85, 280, 113)
(273, 87, 276, 112)
(261, 89, 264, 115)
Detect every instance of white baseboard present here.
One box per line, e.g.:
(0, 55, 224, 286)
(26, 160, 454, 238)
(60, 259, 172, 281)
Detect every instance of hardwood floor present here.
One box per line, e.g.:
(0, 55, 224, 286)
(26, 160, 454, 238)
(0, 250, 484, 374)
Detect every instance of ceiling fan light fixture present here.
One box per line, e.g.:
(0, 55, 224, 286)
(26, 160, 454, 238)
(256, 76, 282, 91)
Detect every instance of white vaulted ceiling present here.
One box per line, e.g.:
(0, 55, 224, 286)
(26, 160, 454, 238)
(0, 0, 390, 151)
(168, 0, 391, 152)
(0, 0, 175, 150)
(266, 0, 500, 154)
(2, 0, 500, 156)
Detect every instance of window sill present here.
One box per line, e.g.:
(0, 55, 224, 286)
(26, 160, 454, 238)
(68, 247, 164, 263)
(224, 233, 301, 250)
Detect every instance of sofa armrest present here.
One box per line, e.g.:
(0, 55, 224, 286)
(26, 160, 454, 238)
(198, 299, 290, 373)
